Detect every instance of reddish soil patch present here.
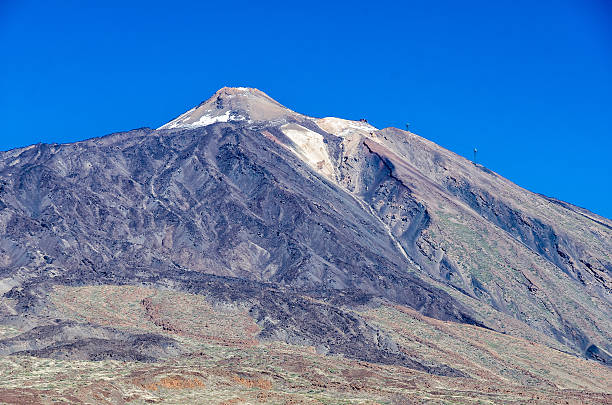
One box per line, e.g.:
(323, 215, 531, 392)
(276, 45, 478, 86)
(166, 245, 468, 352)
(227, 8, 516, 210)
(141, 375, 205, 391)
(231, 375, 272, 390)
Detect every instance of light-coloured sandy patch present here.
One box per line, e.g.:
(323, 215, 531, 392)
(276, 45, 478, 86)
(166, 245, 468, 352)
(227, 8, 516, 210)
(280, 123, 336, 180)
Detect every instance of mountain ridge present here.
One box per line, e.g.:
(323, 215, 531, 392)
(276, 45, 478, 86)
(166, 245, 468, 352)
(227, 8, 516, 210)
(0, 86, 609, 402)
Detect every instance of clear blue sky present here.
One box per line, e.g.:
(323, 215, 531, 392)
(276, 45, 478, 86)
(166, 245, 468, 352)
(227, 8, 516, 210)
(1, 0, 611, 218)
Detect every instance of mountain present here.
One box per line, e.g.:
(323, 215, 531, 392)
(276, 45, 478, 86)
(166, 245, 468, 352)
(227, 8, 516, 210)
(0, 87, 610, 403)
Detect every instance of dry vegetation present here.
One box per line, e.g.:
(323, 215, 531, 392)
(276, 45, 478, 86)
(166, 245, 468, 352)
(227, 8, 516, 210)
(0, 285, 608, 404)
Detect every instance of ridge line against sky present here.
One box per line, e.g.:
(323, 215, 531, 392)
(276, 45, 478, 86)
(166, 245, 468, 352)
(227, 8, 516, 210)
(1, 0, 610, 218)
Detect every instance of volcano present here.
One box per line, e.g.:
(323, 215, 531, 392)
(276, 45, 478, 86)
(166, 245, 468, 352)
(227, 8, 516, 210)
(0, 87, 609, 403)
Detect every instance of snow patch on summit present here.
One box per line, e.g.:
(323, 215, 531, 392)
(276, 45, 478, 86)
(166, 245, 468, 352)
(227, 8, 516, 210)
(158, 110, 247, 130)
(191, 111, 230, 127)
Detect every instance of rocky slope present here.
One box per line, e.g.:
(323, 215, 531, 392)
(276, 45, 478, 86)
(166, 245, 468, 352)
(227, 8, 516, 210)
(0, 87, 610, 402)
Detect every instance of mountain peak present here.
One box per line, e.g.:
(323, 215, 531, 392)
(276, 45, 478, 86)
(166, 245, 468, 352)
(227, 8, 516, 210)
(158, 87, 299, 130)
(213, 86, 270, 97)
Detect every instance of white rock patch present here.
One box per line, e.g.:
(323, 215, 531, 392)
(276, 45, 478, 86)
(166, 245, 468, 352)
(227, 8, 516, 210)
(280, 124, 336, 180)
(316, 117, 377, 138)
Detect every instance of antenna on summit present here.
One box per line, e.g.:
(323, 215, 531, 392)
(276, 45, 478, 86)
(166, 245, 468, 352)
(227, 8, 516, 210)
(473, 148, 478, 164)
(405, 123, 410, 131)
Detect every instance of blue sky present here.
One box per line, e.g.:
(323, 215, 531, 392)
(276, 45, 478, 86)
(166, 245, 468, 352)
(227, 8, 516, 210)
(1, 0, 611, 218)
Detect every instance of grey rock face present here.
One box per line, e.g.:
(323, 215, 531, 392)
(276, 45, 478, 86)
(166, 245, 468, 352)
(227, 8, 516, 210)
(0, 321, 183, 362)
